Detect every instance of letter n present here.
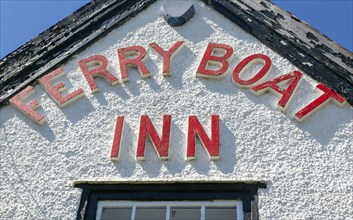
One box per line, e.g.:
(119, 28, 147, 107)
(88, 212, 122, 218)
(187, 115, 219, 160)
(136, 115, 171, 160)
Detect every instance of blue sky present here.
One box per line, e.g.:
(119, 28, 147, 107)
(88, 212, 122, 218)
(0, 0, 352, 59)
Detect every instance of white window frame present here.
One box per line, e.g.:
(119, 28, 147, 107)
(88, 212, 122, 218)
(96, 200, 244, 220)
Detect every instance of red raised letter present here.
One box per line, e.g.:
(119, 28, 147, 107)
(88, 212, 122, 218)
(149, 41, 185, 76)
(232, 54, 272, 88)
(79, 54, 119, 93)
(294, 84, 346, 122)
(187, 115, 219, 160)
(110, 116, 125, 161)
(38, 68, 84, 108)
(9, 86, 45, 125)
(118, 46, 150, 82)
(196, 43, 233, 79)
(251, 71, 303, 112)
(136, 115, 171, 160)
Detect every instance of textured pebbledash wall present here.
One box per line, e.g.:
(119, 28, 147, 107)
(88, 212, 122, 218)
(1, 1, 352, 219)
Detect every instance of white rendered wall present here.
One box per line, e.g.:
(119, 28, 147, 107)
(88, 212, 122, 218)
(1, 1, 352, 219)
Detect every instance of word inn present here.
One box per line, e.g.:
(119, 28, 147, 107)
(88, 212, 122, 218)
(111, 115, 220, 162)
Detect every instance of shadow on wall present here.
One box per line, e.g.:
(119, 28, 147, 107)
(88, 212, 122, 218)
(60, 96, 95, 124)
(289, 79, 352, 146)
(174, 5, 214, 44)
(92, 64, 131, 106)
(113, 121, 137, 178)
(197, 61, 352, 146)
(163, 45, 196, 90)
(189, 119, 237, 175)
(1, 105, 56, 143)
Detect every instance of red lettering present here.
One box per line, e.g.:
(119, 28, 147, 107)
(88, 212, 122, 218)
(232, 54, 272, 87)
(187, 115, 219, 160)
(38, 68, 84, 107)
(78, 54, 119, 93)
(196, 43, 233, 79)
(294, 84, 346, 121)
(136, 115, 171, 160)
(251, 71, 303, 112)
(9, 86, 45, 124)
(149, 41, 185, 76)
(118, 46, 150, 82)
(110, 116, 125, 161)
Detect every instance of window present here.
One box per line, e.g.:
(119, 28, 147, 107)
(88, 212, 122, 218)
(75, 182, 266, 220)
(97, 201, 242, 220)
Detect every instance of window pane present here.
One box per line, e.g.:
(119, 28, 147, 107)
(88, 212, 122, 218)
(100, 207, 132, 220)
(205, 207, 237, 220)
(135, 207, 166, 220)
(170, 207, 200, 220)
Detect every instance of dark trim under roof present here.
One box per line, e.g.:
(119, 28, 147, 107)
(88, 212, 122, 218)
(0, 0, 352, 106)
